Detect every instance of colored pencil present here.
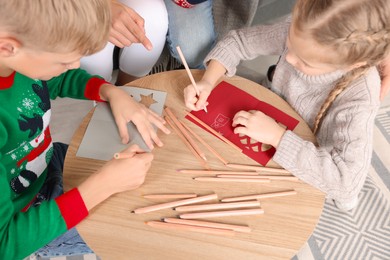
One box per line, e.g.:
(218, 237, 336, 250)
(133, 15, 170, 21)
(176, 46, 208, 113)
(143, 194, 198, 199)
(177, 169, 259, 175)
(221, 190, 297, 202)
(165, 107, 207, 161)
(226, 163, 290, 173)
(165, 116, 209, 169)
(163, 218, 251, 233)
(193, 177, 271, 183)
(146, 221, 235, 236)
(180, 120, 228, 165)
(179, 208, 264, 219)
(217, 174, 299, 181)
(133, 193, 218, 214)
(174, 200, 260, 212)
(185, 112, 242, 152)
(113, 152, 134, 159)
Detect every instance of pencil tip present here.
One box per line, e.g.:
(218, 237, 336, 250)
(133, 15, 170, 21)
(130, 210, 135, 213)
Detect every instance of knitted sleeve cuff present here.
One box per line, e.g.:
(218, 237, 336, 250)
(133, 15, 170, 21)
(84, 77, 110, 102)
(273, 130, 305, 169)
(55, 188, 89, 230)
(205, 45, 238, 77)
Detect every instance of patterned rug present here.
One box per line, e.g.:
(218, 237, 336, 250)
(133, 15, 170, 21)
(293, 104, 390, 260)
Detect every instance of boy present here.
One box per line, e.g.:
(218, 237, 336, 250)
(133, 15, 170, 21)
(0, 0, 169, 258)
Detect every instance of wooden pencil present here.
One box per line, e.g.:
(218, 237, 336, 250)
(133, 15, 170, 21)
(179, 208, 264, 219)
(180, 120, 228, 165)
(165, 116, 209, 169)
(185, 112, 242, 152)
(226, 163, 290, 174)
(217, 174, 299, 181)
(163, 218, 251, 233)
(174, 200, 260, 212)
(176, 46, 208, 113)
(178, 169, 259, 175)
(165, 107, 207, 161)
(193, 177, 271, 183)
(113, 152, 134, 159)
(133, 193, 218, 214)
(221, 190, 297, 202)
(143, 194, 198, 199)
(146, 221, 235, 236)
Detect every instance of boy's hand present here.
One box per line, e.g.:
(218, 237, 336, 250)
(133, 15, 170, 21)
(184, 79, 212, 111)
(109, 0, 153, 50)
(103, 86, 170, 149)
(79, 145, 153, 211)
(232, 110, 286, 148)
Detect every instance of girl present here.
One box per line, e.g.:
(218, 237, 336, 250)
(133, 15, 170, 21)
(184, 0, 390, 210)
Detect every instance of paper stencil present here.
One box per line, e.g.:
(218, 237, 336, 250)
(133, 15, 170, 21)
(76, 86, 167, 161)
(186, 81, 299, 166)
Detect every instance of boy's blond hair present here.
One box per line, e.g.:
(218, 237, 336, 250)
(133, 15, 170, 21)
(292, 0, 390, 133)
(0, 0, 111, 55)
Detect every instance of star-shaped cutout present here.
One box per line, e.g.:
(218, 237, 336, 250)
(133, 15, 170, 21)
(139, 93, 158, 108)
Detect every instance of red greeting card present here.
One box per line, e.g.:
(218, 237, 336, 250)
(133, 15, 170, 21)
(185, 81, 299, 165)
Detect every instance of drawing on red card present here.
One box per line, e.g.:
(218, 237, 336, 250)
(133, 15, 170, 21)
(211, 113, 230, 129)
(185, 81, 300, 166)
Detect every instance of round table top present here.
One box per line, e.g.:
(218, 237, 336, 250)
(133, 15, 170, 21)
(64, 70, 324, 260)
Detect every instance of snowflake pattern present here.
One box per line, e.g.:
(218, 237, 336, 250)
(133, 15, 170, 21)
(22, 98, 34, 110)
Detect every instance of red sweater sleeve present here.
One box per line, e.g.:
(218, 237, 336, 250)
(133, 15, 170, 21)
(55, 188, 88, 229)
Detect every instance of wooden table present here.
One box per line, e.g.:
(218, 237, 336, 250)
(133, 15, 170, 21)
(64, 70, 325, 260)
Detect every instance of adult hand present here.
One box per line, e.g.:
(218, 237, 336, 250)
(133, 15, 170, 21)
(109, 0, 153, 50)
(232, 110, 286, 148)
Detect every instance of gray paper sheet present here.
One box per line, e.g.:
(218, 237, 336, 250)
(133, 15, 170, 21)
(76, 86, 167, 161)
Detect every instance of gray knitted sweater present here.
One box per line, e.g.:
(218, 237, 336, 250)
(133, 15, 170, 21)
(205, 17, 381, 204)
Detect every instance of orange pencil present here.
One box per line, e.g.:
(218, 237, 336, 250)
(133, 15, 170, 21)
(178, 169, 259, 175)
(180, 120, 228, 165)
(221, 190, 297, 202)
(193, 177, 271, 183)
(143, 194, 198, 199)
(165, 107, 207, 161)
(163, 218, 251, 233)
(175, 200, 260, 212)
(179, 208, 264, 219)
(133, 193, 218, 214)
(185, 112, 242, 152)
(146, 221, 235, 236)
(226, 163, 290, 174)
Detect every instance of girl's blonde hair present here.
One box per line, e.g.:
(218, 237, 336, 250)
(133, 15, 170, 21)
(292, 0, 390, 133)
(0, 0, 111, 55)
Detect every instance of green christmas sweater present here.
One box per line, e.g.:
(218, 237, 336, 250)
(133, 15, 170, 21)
(0, 69, 107, 259)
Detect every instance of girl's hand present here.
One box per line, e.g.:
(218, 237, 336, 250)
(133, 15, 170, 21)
(104, 87, 170, 149)
(232, 110, 286, 148)
(184, 79, 212, 111)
